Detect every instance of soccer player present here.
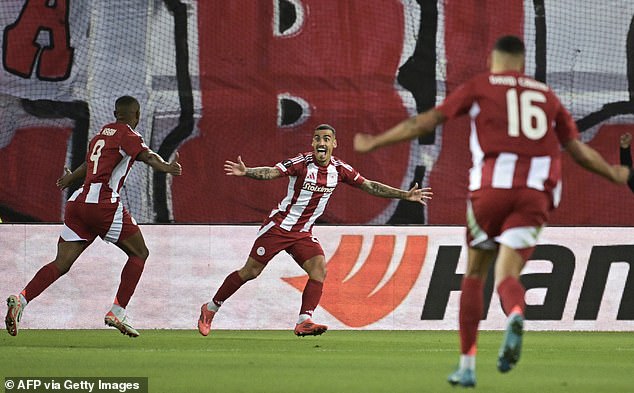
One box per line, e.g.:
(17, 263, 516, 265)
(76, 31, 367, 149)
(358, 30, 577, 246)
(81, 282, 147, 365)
(5, 96, 182, 338)
(197, 123, 432, 337)
(354, 35, 630, 387)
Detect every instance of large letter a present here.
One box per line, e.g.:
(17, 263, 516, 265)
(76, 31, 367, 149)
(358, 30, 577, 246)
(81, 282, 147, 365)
(4, 0, 74, 80)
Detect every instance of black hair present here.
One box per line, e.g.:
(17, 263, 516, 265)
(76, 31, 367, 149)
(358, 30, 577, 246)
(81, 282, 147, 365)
(494, 35, 525, 55)
(115, 95, 139, 112)
(314, 123, 336, 136)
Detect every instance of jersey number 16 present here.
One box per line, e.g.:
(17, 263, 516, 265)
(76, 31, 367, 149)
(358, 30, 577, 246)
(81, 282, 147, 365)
(506, 88, 547, 140)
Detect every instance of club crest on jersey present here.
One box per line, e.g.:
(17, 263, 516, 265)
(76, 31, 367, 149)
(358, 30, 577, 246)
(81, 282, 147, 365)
(101, 127, 117, 136)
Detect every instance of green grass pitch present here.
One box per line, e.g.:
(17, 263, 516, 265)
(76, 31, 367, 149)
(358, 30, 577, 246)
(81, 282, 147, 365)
(1, 330, 632, 392)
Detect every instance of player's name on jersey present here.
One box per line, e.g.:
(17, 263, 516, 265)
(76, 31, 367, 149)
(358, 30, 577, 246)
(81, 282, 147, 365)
(488, 75, 548, 91)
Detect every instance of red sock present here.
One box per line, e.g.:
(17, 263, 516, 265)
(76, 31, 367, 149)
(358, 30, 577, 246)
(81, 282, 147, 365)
(497, 276, 525, 316)
(299, 279, 323, 317)
(459, 277, 484, 355)
(114, 256, 145, 309)
(21, 262, 61, 302)
(212, 271, 245, 307)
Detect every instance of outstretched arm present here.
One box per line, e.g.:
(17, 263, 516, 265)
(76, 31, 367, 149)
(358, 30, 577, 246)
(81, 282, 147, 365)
(354, 109, 445, 153)
(57, 162, 87, 190)
(137, 150, 182, 176)
(225, 155, 282, 180)
(359, 180, 433, 205)
(565, 139, 629, 184)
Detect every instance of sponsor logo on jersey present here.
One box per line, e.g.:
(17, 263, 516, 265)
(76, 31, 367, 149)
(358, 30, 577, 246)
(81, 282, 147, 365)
(302, 182, 334, 193)
(282, 159, 293, 168)
(101, 127, 117, 136)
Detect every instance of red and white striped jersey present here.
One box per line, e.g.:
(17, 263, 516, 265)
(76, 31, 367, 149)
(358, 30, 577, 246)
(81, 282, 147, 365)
(436, 71, 579, 207)
(69, 122, 149, 204)
(265, 152, 366, 232)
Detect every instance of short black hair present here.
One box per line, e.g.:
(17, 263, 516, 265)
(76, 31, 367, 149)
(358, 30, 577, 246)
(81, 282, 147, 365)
(115, 95, 139, 112)
(314, 123, 336, 136)
(494, 35, 525, 55)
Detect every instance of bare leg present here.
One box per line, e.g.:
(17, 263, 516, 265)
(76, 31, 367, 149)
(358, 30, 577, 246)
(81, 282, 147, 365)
(495, 244, 528, 373)
(197, 257, 266, 337)
(23, 239, 89, 302)
(113, 230, 149, 309)
(449, 247, 496, 387)
(294, 255, 328, 336)
(6, 240, 88, 336)
(102, 230, 150, 337)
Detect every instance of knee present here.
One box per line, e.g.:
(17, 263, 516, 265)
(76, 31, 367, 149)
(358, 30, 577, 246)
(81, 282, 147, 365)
(464, 269, 486, 279)
(317, 263, 327, 279)
(239, 266, 262, 281)
(465, 261, 490, 278)
(307, 260, 327, 281)
(131, 246, 149, 261)
(138, 246, 149, 261)
(52, 260, 71, 276)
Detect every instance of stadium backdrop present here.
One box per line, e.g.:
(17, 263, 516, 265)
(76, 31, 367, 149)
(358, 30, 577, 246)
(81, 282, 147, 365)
(1, 0, 634, 225)
(0, 1, 633, 331)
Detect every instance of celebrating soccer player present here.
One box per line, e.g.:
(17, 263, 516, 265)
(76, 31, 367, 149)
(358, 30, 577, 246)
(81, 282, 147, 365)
(197, 124, 432, 337)
(5, 96, 182, 338)
(354, 35, 630, 387)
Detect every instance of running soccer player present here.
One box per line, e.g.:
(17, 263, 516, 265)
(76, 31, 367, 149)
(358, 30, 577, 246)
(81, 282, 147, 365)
(197, 123, 433, 337)
(5, 96, 182, 338)
(354, 35, 630, 387)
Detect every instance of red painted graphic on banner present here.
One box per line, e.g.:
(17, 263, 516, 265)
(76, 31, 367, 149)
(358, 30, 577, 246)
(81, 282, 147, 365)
(175, 0, 410, 223)
(428, 0, 524, 224)
(282, 234, 427, 327)
(0, 127, 71, 221)
(3, 0, 74, 80)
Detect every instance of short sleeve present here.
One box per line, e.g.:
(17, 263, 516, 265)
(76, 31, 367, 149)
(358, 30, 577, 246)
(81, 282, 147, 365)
(337, 159, 366, 187)
(435, 78, 477, 119)
(552, 98, 579, 146)
(275, 154, 305, 177)
(121, 128, 149, 160)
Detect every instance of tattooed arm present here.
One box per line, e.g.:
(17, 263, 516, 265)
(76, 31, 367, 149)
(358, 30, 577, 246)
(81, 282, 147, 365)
(360, 180, 405, 198)
(245, 167, 282, 180)
(360, 179, 432, 205)
(224, 155, 282, 180)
